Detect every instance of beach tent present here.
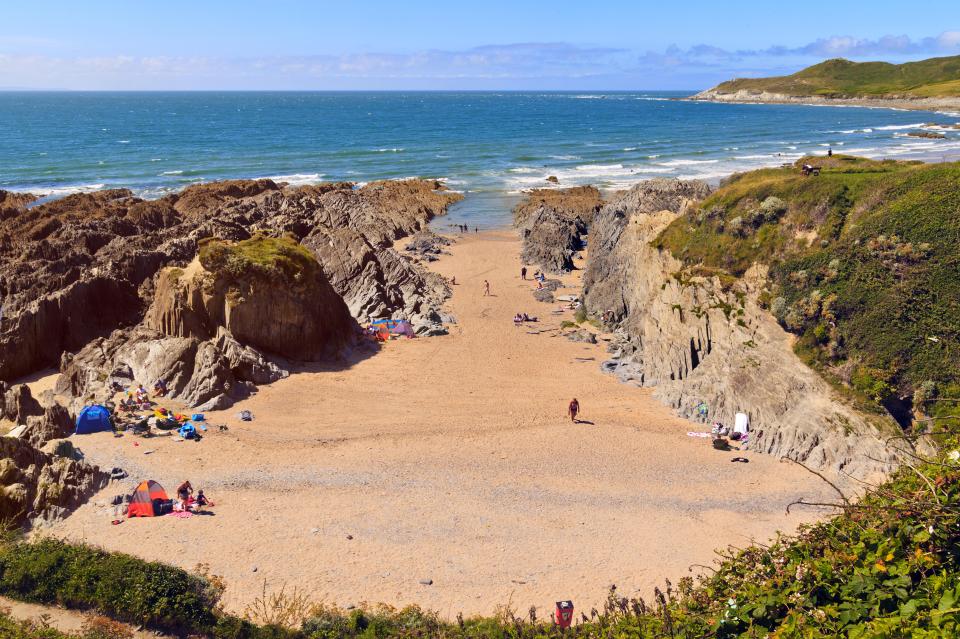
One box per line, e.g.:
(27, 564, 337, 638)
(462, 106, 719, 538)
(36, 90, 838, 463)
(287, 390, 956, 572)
(127, 480, 169, 517)
(75, 405, 113, 435)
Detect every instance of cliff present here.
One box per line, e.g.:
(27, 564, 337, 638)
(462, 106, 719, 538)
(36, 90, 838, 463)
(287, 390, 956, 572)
(584, 183, 898, 478)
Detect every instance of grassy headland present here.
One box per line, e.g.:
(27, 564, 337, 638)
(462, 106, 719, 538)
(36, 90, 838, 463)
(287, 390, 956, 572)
(654, 156, 960, 419)
(697, 55, 960, 102)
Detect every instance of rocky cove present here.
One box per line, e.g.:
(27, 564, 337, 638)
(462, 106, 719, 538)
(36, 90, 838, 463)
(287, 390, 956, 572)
(515, 179, 903, 481)
(0, 178, 462, 525)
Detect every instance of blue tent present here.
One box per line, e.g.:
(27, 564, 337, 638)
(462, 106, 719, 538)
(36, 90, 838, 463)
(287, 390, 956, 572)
(75, 405, 113, 435)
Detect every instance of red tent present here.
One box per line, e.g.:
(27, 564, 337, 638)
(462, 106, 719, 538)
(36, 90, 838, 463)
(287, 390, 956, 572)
(127, 480, 169, 517)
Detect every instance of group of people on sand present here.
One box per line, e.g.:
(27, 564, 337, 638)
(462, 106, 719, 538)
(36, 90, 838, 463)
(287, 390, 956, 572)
(513, 312, 538, 325)
(456, 224, 478, 233)
(175, 480, 213, 513)
(519, 266, 547, 283)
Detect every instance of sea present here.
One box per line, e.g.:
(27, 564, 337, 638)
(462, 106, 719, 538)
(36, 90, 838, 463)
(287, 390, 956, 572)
(3, 91, 960, 228)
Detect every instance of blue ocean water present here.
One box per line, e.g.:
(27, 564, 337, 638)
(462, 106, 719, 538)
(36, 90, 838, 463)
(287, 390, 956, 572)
(2, 91, 960, 227)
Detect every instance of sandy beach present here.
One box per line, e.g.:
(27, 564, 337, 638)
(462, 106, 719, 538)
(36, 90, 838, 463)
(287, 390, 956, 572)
(47, 231, 835, 618)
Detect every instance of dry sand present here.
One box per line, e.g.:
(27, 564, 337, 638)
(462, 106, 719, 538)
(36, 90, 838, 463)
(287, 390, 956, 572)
(48, 231, 835, 618)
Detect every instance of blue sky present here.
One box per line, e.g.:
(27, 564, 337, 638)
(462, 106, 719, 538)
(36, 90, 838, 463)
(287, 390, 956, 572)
(1, 0, 958, 89)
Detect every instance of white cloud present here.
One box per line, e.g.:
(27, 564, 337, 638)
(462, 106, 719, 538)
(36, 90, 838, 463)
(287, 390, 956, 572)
(0, 32, 957, 90)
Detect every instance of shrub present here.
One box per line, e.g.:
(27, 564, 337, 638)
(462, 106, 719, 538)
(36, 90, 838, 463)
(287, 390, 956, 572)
(0, 538, 218, 634)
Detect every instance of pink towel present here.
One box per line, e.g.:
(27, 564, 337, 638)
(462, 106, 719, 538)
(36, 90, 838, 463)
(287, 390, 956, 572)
(168, 511, 193, 519)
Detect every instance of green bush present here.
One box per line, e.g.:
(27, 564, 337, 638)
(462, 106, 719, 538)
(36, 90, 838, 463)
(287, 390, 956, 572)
(0, 538, 218, 634)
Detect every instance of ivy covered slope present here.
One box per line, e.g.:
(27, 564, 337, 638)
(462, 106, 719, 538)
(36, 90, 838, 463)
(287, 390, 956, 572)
(654, 156, 960, 420)
(701, 56, 960, 99)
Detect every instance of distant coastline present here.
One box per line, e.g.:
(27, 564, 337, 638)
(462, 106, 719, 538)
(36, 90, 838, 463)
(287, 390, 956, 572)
(687, 90, 960, 112)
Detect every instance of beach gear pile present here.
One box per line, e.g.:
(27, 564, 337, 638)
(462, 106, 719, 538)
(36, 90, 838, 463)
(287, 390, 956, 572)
(366, 318, 416, 342)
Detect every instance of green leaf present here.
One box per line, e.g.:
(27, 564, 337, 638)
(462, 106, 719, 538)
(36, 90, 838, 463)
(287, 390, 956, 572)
(939, 588, 958, 612)
(901, 599, 918, 618)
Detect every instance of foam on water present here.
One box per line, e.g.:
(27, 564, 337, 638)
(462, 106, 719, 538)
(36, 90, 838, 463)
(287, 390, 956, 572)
(4, 91, 960, 227)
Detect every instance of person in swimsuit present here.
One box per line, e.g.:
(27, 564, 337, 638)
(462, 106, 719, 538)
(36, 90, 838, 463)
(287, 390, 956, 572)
(568, 398, 580, 423)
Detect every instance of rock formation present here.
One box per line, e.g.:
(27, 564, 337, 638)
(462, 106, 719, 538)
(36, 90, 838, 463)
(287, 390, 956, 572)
(582, 180, 898, 479)
(1, 179, 462, 406)
(147, 237, 355, 361)
(514, 186, 602, 273)
(0, 435, 108, 527)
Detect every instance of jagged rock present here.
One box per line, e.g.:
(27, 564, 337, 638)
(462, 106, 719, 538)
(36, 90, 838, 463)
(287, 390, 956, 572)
(1, 179, 461, 383)
(514, 187, 602, 273)
(2, 384, 43, 423)
(533, 289, 554, 303)
(413, 322, 448, 337)
(404, 231, 451, 258)
(146, 237, 355, 361)
(40, 438, 79, 460)
(0, 436, 108, 527)
(566, 329, 597, 344)
(22, 403, 73, 448)
(581, 179, 898, 479)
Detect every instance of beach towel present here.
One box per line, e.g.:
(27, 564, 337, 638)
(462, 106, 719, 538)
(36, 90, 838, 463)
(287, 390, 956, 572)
(734, 412, 750, 435)
(686, 432, 712, 438)
(168, 511, 193, 519)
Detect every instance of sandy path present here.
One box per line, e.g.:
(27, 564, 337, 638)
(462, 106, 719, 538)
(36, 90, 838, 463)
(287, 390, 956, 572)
(49, 231, 833, 618)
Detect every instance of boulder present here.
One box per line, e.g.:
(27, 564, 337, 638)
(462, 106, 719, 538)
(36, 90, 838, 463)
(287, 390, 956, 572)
(514, 186, 603, 274)
(22, 403, 74, 448)
(146, 236, 356, 361)
(2, 384, 43, 423)
(566, 329, 597, 344)
(0, 436, 108, 527)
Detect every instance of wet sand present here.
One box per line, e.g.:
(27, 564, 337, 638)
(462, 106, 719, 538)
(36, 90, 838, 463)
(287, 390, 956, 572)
(49, 231, 834, 617)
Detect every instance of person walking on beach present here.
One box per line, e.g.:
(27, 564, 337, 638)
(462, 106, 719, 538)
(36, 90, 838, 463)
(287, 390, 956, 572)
(521, 266, 527, 280)
(568, 398, 580, 423)
(483, 280, 491, 296)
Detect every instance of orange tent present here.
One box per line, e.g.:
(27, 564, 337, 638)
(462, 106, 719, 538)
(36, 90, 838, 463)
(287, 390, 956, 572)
(127, 480, 169, 517)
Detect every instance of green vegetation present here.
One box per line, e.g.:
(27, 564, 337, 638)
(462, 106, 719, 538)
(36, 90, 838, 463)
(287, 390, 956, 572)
(709, 55, 960, 98)
(0, 538, 219, 634)
(2, 437, 959, 637)
(655, 156, 960, 413)
(199, 234, 319, 284)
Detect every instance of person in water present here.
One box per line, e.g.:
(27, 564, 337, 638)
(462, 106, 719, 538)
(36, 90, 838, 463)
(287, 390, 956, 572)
(568, 398, 580, 423)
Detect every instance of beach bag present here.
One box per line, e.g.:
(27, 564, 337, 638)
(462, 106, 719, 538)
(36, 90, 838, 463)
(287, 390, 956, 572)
(191, 413, 205, 422)
(178, 422, 197, 439)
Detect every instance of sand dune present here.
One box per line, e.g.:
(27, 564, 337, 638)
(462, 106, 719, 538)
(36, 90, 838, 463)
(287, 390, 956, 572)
(49, 231, 834, 617)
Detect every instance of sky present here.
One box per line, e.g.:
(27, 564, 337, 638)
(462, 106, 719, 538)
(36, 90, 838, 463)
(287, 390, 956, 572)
(1, 1, 959, 90)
